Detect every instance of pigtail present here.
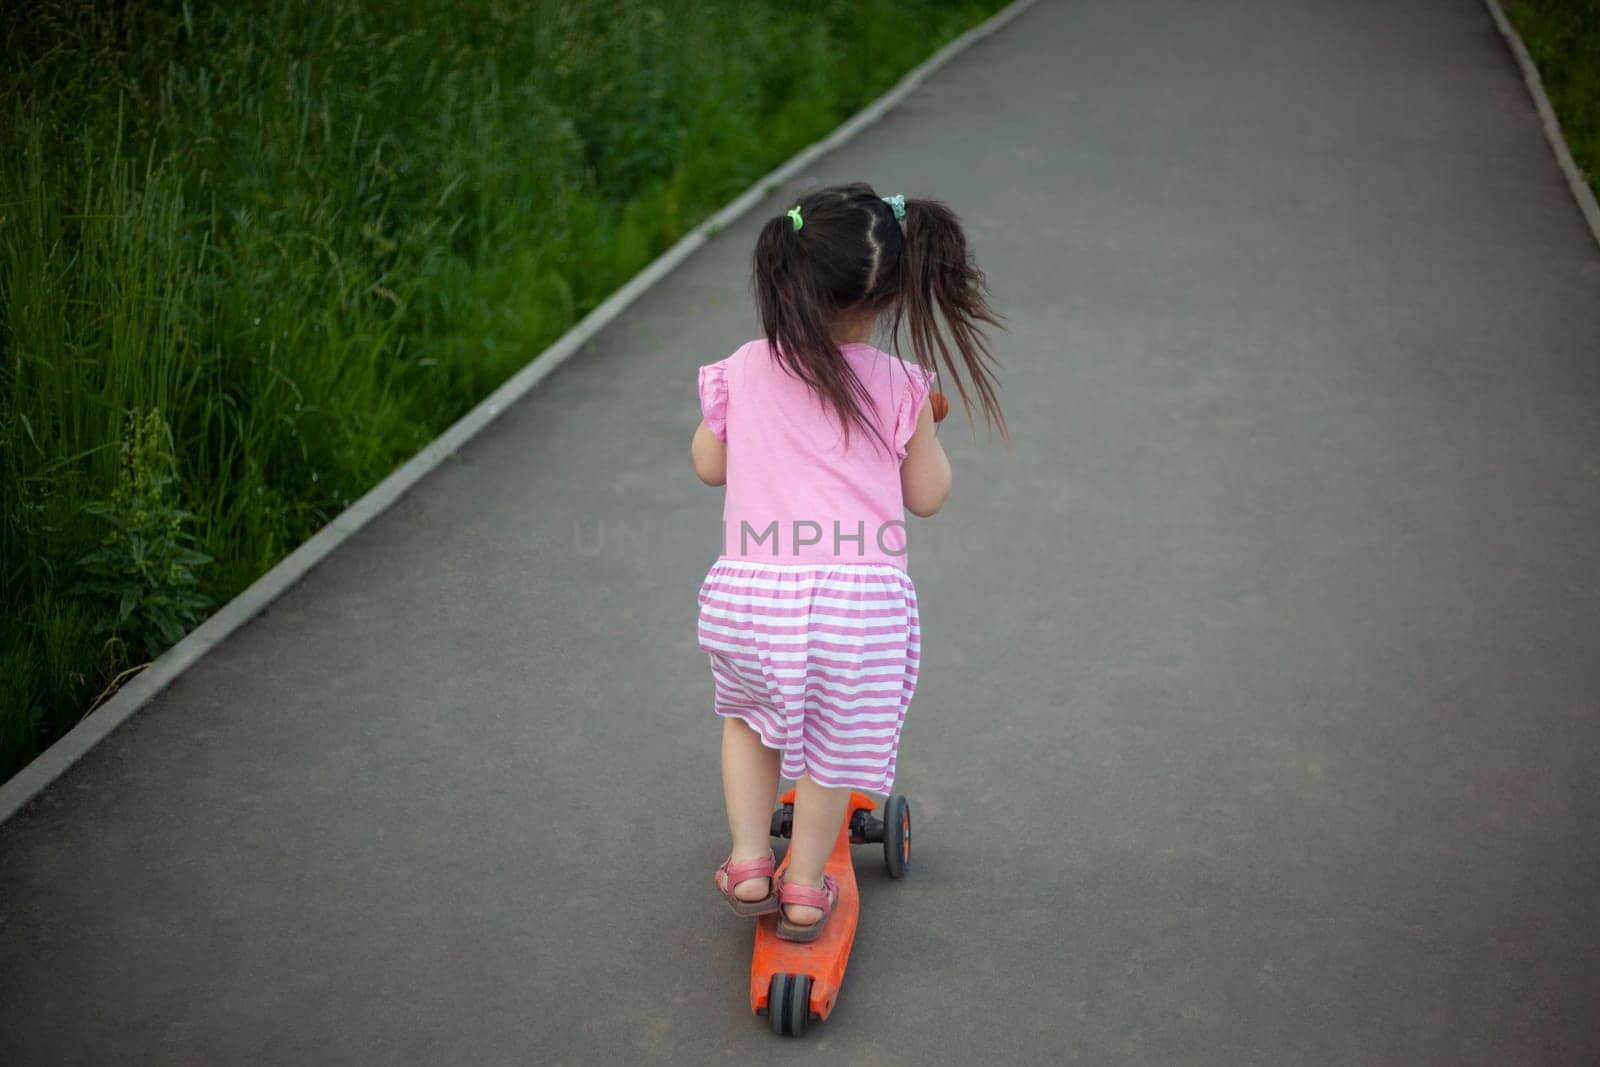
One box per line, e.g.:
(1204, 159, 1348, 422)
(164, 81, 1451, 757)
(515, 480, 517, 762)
(892, 198, 1006, 435)
(753, 201, 887, 450)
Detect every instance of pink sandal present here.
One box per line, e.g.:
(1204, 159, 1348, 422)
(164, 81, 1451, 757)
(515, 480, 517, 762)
(714, 851, 779, 916)
(773, 872, 839, 942)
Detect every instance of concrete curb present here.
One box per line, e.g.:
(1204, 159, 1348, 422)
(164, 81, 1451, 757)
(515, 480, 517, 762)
(0, 0, 1039, 825)
(1482, 0, 1600, 249)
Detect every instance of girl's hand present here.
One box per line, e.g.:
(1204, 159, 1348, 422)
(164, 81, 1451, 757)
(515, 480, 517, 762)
(900, 399, 951, 517)
(692, 420, 727, 486)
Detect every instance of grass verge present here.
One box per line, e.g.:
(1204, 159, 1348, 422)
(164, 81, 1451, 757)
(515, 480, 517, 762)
(0, 0, 1005, 783)
(1504, 0, 1600, 197)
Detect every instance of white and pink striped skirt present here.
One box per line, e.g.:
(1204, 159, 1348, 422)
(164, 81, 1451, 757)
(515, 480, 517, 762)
(697, 559, 921, 793)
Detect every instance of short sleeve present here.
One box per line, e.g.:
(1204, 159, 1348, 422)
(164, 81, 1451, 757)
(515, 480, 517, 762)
(698, 360, 729, 443)
(893, 364, 934, 461)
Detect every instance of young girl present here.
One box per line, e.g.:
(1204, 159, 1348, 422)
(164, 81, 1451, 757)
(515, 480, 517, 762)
(692, 183, 1002, 941)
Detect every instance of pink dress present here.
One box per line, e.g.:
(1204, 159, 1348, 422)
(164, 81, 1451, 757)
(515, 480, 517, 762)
(696, 339, 933, 793)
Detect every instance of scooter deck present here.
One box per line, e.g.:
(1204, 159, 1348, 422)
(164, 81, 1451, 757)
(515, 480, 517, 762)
(749, 791, 876, 1022)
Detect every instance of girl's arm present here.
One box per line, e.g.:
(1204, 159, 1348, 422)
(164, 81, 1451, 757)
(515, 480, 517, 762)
(692, 420, 727, 486)
(900, 399, 951, 517)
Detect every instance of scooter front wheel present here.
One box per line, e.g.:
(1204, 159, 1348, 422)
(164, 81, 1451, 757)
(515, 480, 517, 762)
(882, 794, 910, 879)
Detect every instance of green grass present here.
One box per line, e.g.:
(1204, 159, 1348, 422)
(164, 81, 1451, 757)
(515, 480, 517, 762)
(0, 0, 1005, 782)
(1505, 0, 1600, 196)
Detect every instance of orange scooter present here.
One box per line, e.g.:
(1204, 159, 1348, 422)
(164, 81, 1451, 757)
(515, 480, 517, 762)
(751, 788, 912, 1036)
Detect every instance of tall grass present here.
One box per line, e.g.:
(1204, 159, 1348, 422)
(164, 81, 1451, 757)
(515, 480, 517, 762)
(0, 0, 1003, 782)
(1506, 0, 1600, 195)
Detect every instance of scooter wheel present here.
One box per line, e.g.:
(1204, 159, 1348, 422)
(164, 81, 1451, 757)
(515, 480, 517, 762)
(882, 794, 911, 879)
(767, 972, 812, 1037)
(769, 802, 795, 840)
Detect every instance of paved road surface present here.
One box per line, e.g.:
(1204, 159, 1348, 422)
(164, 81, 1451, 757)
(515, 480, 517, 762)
(4, 1, 1599, 1062)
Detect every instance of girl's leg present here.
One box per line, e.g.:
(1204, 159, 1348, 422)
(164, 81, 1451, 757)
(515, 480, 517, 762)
(721, 717, 782, 901)
(781, 774, 851, 926)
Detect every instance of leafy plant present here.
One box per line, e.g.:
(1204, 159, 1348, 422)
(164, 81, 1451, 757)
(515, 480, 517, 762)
(73, 409, 213, 660)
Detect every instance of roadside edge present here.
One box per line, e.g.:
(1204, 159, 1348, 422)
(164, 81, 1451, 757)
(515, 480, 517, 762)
(1482, 0, 1600, 248)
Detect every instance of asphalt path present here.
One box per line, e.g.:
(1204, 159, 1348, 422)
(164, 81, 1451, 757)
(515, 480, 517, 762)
(4, 1, 1599, 1062)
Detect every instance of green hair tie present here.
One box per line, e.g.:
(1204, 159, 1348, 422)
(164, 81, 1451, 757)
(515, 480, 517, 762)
(787, 205, 803, 231)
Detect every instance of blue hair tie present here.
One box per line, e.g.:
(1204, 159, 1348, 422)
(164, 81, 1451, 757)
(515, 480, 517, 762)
(882, 194, 906, 222)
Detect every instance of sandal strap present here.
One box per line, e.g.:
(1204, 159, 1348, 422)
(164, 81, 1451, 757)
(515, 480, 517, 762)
(717, 853, 774, 888)
(777, 874, 837, 910)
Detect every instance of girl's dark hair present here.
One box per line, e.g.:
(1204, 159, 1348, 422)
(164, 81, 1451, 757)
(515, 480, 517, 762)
(752, 182, 1004, 449)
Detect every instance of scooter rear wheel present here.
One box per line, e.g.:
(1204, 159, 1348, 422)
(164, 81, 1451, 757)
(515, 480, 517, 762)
(767, 972, 812, 1036)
